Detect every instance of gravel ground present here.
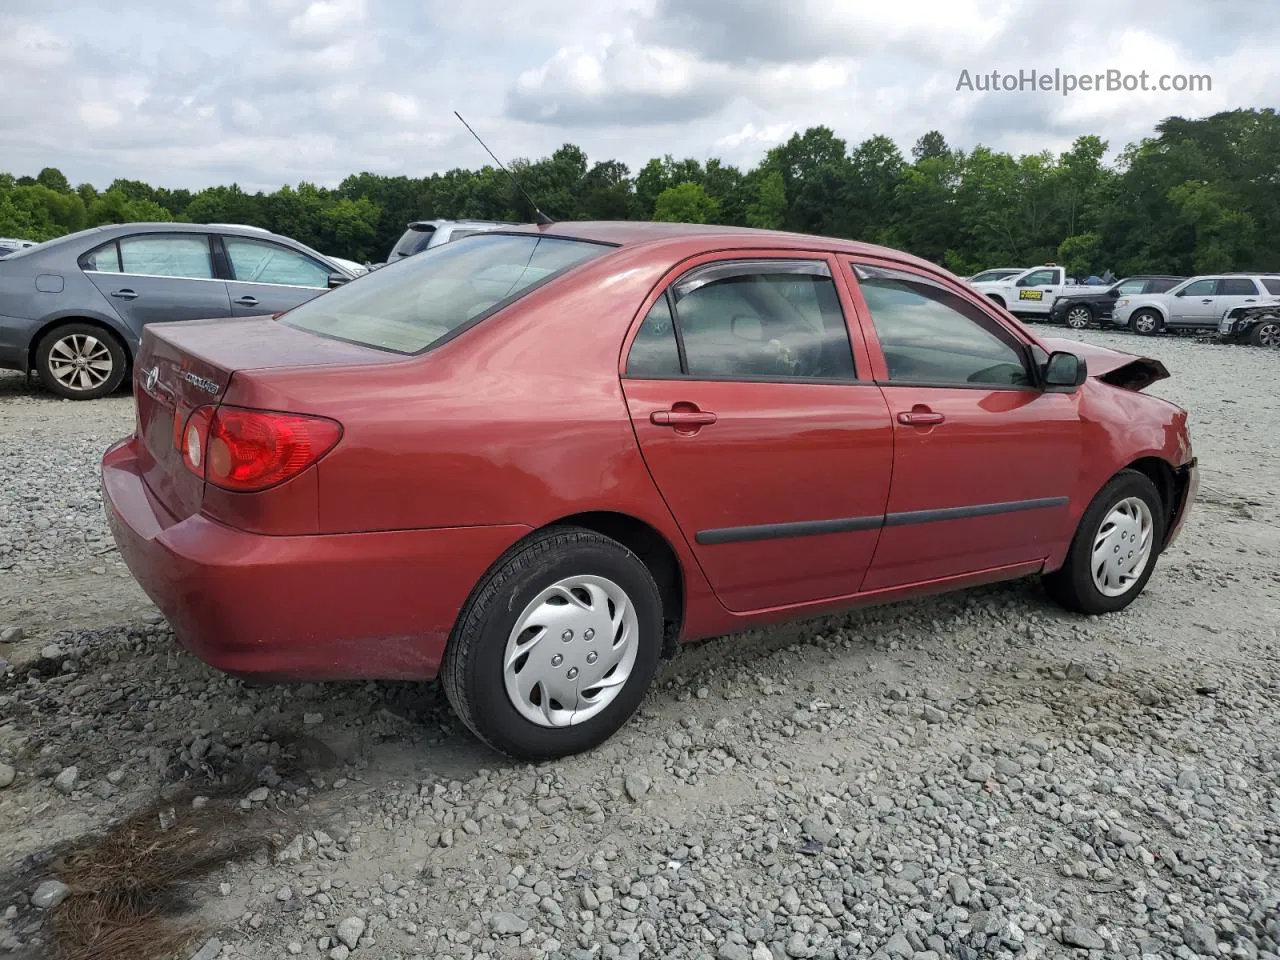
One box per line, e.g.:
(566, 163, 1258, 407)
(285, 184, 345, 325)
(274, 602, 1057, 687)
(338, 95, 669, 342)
(1, 330, 1278, 960)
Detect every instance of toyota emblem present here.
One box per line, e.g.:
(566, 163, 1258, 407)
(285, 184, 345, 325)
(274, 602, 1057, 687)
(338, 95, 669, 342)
(144, 366, 159, 392)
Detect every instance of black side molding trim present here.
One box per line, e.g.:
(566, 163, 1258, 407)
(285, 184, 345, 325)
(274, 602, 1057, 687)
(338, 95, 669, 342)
(696, 515, 883, 545)
(883, 496, 1069, 528)
(695, 496, 1070, 545)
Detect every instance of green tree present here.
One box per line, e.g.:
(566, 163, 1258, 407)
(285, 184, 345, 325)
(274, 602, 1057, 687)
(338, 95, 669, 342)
(652, 182, 719, 224)
(745, 169, 786, 228)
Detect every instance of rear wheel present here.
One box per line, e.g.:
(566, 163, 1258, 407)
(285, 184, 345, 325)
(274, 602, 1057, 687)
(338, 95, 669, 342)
(1064, 304, 1093, 330)
(35, 323, 127, 400)
(1250, 320, 1280, 349)
(986, 294, 1006, 309)
(1129, 309, 1162, 336)
(1044, 470, 1165, 615)
(441, 527, 663, 760)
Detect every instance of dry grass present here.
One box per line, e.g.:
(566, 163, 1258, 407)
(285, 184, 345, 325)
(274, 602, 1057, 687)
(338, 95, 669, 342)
(6, 782, 281, 960)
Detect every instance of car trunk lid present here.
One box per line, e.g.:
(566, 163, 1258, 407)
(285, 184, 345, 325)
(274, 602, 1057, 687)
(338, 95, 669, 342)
(131, 316, 400, 519)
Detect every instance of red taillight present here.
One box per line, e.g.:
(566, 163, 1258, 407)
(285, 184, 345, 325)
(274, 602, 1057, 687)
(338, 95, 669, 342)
(180, 405, 341, 492)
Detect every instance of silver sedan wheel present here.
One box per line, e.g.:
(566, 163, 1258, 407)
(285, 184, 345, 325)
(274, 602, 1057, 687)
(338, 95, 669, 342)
(47, 333, 113, 391)
(503, 575, 639, 728)
(1065, 306, 1091, 329)
(1257, 322, 1280, 349)
(1091, 496, 1154, 597)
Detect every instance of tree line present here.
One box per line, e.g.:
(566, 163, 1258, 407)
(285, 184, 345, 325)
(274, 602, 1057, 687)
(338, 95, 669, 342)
(2, 108, 1276, 279)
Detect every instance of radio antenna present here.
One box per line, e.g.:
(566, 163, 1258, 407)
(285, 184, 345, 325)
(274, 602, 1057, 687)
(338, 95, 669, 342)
(453, 111, 554, 225)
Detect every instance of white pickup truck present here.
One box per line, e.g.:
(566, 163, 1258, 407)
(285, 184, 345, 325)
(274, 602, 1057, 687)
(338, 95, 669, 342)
(969, 265, 1097, 318)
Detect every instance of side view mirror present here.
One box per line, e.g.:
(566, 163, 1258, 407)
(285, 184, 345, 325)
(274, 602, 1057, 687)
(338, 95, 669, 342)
(327, 273, 350, 289)
(1043, 351, 1087, 390)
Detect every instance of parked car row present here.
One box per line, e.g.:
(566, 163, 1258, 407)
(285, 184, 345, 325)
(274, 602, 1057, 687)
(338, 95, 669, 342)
(967, 265, 1280, 348)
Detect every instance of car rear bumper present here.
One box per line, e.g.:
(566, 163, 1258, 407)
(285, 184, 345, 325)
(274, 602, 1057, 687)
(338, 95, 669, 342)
(101, 436, 530, 681)
(0, 314, 36, 371)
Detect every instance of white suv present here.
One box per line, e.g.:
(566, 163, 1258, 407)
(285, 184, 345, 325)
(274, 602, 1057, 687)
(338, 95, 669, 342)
(1112, 274, 1280, 335)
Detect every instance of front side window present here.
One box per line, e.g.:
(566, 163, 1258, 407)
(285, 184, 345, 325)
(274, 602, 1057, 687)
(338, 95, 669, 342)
(1019, 268, 1058, 287)
(656, 261, 856, 380)
(1219, 278, 1259, 296)
(1147, 278, 1181, 293)
(118, 235, 214, 279)
(1114, 279, 1147, 295)
(225, 237, 331, 288)
(854, 264, 1032, 388)
(1179, 279, 1216, 297)
(281, 233, 610, 354)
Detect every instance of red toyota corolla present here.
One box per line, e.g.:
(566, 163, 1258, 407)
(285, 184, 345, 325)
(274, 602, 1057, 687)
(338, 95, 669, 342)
(102, 223, 1198, 759)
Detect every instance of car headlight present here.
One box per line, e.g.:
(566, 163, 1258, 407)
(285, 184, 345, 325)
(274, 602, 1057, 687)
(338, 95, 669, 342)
(1115, 298, 1130, 307)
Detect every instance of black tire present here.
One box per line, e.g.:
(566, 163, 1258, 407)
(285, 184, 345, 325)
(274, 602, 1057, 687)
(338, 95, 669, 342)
(35, 322, 128, 400)
(1063, 304, 1094, 330)
(1249, 319, 1280, 349)
(441, 526, 663, 761)
(1128, 309, 1163, 336)
(986, 294, 1006, 309)
(1044, 469, 1166, 615)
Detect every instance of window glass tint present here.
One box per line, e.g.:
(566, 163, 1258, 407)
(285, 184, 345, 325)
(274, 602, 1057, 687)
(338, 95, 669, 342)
(1019, 268, 1057, 286)
(1147, 278, 1180, 293)
(1114, 279, 1146, 295)
(672, 266, 855, 380)
(1219, 278, 1258, 296)
(225, 237, 330, 288)
(119, 235, 213, 279)
(626, 296, 682, 377)
(1179, 279, 1216, 297)
(855, 264, 1032, 387)
(82, 241, 121, 272)
(393, 227, 435, 258)
(281, 233, 608, 354)
(1262, 279, 1280, 295)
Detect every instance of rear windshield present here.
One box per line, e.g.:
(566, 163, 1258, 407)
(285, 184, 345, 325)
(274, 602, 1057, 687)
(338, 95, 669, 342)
(392, 226, 436, 259)
(280, 233, 611, 354)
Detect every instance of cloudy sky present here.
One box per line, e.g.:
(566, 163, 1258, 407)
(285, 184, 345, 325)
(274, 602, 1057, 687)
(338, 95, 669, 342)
(2, 0, 1276, 191)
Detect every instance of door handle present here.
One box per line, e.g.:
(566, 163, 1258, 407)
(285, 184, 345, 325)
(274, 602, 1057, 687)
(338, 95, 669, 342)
(234, 296, 259, 306)
(898, 410, 945, 426)
(110, 289, 138, 300)
(1201, 299, 1213, 303)
(651, 409, 717, 427)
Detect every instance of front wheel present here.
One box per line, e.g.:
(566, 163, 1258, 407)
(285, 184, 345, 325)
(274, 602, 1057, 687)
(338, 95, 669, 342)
(35, 323, 128, 400)
(1064, 304, 1093, 330)
(1044, 470, 1166, 615)
(1129, 310, 1162, 336)
(1249, 319, 1280, 349)
(441, 527, 663, 760)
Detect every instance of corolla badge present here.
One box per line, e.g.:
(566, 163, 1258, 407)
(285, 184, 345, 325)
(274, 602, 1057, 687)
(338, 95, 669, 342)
(144, 366, 159, 392)
(179, 370, 221, 394)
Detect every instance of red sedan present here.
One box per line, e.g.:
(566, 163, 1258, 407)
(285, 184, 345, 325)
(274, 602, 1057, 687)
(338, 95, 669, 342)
(102, 223, 1198, 759)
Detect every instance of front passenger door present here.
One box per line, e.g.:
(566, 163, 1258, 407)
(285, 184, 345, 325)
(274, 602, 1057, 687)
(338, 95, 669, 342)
(220, 236, 336, 316)
(847, 261, 1081, 590)
(1014, 267, 1061, 315)
(620, 257, 894, 612)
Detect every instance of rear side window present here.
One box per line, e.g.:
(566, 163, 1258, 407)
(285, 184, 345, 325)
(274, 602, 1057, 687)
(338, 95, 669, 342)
(855, 264, 1032, 388)
(119, 235, 214, 279)
(625, 260, 856, 381)
(281, 233, 609, 354)
(1263, 279, 1280, 295)
(82, 241, 122, 272)
(1219, 278, 1259, 295)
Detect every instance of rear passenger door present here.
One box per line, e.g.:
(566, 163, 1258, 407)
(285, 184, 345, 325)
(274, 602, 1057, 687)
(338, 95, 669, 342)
(219, 235, 336, 316)
(620, 255, 895, 612)
(82, 233, 232, 329)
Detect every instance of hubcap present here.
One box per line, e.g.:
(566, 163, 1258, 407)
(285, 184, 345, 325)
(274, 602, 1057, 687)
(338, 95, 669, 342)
(1134, 313, 1156, 334)
(1091, 496, 1154, 597)
(1066, 307, 1090, 329)
(1258, 322, 1280, 349)
(503, 575, 639, 728)
(49, 334, 112, 390)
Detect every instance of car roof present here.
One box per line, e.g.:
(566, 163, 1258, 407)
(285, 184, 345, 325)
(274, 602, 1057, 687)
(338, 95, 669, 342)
(493, 220, 943, 270)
